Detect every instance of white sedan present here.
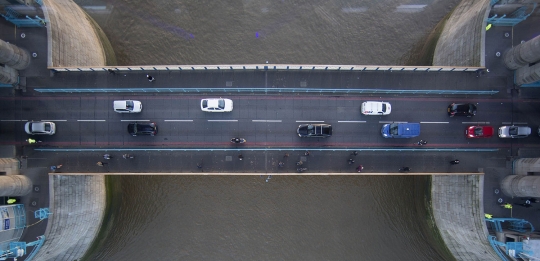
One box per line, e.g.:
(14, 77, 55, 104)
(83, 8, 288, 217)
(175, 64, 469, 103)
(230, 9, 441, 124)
(25, 121, 56, 135)
(200, 98, 233, 112)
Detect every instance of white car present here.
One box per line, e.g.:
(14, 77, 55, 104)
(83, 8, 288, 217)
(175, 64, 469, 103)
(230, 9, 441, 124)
(498, 126, 531, 138)
(361, 101, 391, 115)
(114, 100, 142, 113)
(25, 121, 56, 135)
(200, 98, 233, 112)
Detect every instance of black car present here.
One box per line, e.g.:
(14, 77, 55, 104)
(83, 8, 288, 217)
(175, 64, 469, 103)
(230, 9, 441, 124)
(128, 122, 158, 136)
(297, 124, 332, 138)
(447, 103, 477, 117)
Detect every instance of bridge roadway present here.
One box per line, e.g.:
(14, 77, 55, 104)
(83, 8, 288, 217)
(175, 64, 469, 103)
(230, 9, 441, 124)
(51, 172, 483, 176)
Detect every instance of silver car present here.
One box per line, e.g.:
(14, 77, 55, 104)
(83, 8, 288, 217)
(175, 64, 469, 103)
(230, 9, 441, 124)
(25, 121, 56, 135)
(200, 98, 233, 112)
(498, 126, 531, 138)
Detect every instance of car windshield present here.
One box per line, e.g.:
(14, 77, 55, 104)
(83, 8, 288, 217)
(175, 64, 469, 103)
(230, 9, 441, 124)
(389, 123, 399, 135)
(381, 104, 386, 112)
(307, 125, 315, 134)
(126, 101, 134, 109)
(474, 127, 483, 136)
(218, 99, 225, 109)
(509, 127, 518, 135)
(202, 100, 208, 108)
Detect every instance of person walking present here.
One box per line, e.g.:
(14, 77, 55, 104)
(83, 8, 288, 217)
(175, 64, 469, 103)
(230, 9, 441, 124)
(278, 161, 285, 167)
(501, 203, 512, 209)
(122, 154, 134, 159)
(356, 165, 364, 172)
(97, 161, 107, 166)
(108, 69, 116, 75)
(304, 151, 310, 156)
(399, 167, 410, 172)
(450, 159, 460, 165)
(351, 151, 358, 156)
(238, 154, 243, 160)
(26, 138, 37, 144)
(146, 75, 155, 82)
(348, 158, 355, 165)
(296, 160, 303, 166)
(284, 153, 289, 158)
(103, 154, 111, 160)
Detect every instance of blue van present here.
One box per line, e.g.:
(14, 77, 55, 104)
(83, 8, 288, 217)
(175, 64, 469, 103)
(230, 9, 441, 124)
(381, 123, 420, 138)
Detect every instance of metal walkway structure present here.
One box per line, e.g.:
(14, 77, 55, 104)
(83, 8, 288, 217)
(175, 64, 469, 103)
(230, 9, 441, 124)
(1, 7, 47, 28)
(487, 3, 537, 27)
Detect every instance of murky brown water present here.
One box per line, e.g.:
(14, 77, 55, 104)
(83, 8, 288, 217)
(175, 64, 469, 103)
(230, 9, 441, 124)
(77, 0, 460, 260)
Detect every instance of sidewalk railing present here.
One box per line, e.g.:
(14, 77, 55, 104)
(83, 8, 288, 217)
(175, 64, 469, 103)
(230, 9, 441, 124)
(34, 87, 499, 95)
(50, 64, 484, 72)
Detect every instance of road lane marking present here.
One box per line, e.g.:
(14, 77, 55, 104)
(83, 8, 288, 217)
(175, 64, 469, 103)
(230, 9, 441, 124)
(379, 121, 407, 124)
(296, 120, 324, 122)
(208, 120, 238, 122)
(420, 122, 449, 124)
(0, 120, 26, 122)
(40, 120, 67, 121)
(502, 122, 527, 125)
(253, 120, 282, 122)
(462, 122, 490, 124)
(77, 120, 106, 122)
(121, 120, 150, 122)
(164, 120, 194, 122)
(338, 121, 366, 123)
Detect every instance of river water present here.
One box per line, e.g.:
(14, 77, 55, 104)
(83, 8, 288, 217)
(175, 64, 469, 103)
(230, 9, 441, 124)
(78, 0, 460, 260)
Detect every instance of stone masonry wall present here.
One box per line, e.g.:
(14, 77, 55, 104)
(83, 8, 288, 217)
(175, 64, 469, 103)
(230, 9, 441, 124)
(431, 175, 499, 260)
(42, 0, 106, 67)
(32, 175, 106, 261)
(433, 0, 491, 67)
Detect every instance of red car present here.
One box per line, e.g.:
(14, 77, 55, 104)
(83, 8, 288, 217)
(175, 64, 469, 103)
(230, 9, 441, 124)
(466, 126, 494, 138)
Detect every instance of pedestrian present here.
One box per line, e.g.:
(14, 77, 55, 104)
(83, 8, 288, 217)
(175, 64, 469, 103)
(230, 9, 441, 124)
(484, 213, 493, 219)
(296, 160, 303, 166)
(56, 164, 63, 169)
(97, 161, 107, 166)
(238, 154, 243, 160)
(26, 138, 37, 144)
(524, 198, 539, 204)
(50, 165, 57, 171)
(348, 158, 355, 165)
(304, 151, 310, 156)
(197, 163, 203, 169)
(351, 151, 358, 156)
(417, 140, 427, 146)
(146, 74, 155, 82)
(284, 153, 289, 158)
(122, 154, 133, 159)
(278, 161, 284, 167)
(400, 167, 410, 172)
(107, 69, 116, 75)
(103, 154, 111, 159)
(515, 203, 532, 208)
(7, 198, 16, 204)
(356, 165, 363, 172)
(450, 159, 460, 165)
(501, 203, 512, 209)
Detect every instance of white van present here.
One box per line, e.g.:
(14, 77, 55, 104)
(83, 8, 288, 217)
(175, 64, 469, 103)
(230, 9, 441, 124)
(114, 100, 142, 113)
(361, 101, 391, 115)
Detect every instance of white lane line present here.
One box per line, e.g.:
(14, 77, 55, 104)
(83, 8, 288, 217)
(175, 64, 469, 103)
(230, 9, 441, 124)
(121, 120, 150, 122)
(164, 120, 194, 122)
(420, 122, 449, 124)
(40, 120, 67, 121)
(77, 120, 106, 122)
(208, 120, 238, 122)
(502, 122, 528, 125)
(379, 121, 407, 124)
(296, 120, 324, 123)
(0, 120, 26, 122)
(253, 120, 282, 122)
(338, 121, 366, 123)
(462, 122, 490, 124)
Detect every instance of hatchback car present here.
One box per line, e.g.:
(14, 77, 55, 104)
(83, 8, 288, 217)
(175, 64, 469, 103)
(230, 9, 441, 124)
(128, 122, 158, 136)
(114, 100, 142, 113)
(25, 121, 56, 135)
(200, 98, 233, 112)
(466, 126, 494, 138)
(448, 103, 476, 117)
(297, 124, 332, 138)
(498, 126, 531, 138)
(361, 101, 391, 115)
